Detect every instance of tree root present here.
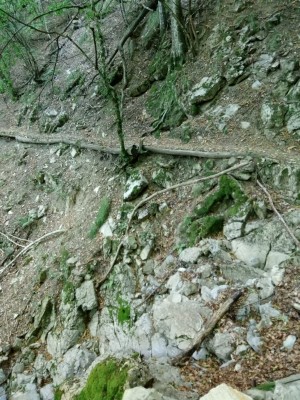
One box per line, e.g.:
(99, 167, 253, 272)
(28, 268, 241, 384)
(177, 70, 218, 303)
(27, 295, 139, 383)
(0, 229, 65, 279)
(0, 131, 247, 159)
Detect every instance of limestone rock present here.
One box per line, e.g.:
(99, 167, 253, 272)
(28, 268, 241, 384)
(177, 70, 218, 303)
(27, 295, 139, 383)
(189, 75, 225, 105)
(152, 294, 205, 351)
(179, 247, 201, 263)
(200, 383, 253, 399)
(11, 383, 41, 400)
(274, 377, 300, 400)
(122, 387, 176, 400)
(40, 384, 54, 400)
(51, 346, 96, 386)
(76, 280, 97, 311)
(124, 170, 148, 201)
(208, 332, 235, 361)
(0, 387, 6, 400)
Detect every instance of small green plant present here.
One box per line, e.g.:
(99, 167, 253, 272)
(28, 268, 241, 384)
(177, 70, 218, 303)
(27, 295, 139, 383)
(88, 197, 111, 239)
(255, 381, 275, 391)
(54, 388, 63, 400)
(74, 359, 129, 400)
(59, 248, 70, 281)
(117, 297, 131, 325)
(18, 214, 36, 229)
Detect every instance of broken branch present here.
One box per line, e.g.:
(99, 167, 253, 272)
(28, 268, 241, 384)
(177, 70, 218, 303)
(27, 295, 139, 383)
(0, 229, 65, 278)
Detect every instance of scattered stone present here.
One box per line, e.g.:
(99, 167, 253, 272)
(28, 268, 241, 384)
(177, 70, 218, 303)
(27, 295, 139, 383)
(122, 387, 175, 400)
(140, 243, 154, 261)
(76, 280, 97, 311)
(189, 75, 225, 105)
(40, 384, 54, 400)
(273, 377, 300, 400)
(200, 383, 253, 399)
(152, 294, 205, 351)
(208, 332, 235, 361)
(152, 169, 173, 188)
(247, 319, 262, 353)
(282, 335, 297, 352)
(124, 170, 148, 201)
(0, 387, 6, 400)
(179, 247, 201, 263)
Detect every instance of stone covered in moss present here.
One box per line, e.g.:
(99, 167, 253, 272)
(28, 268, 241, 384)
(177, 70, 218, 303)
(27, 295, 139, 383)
(123, 169, 148, 201)
(74, 358, 129, 400)
(179, 175, 249, 246)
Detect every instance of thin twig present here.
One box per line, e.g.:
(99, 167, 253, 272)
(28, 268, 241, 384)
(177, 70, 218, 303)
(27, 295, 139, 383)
(4, 232, 30, 243)
(0, 229, 65, 278)
(0, 231, 26, 248)
(257, 180, 300, 248)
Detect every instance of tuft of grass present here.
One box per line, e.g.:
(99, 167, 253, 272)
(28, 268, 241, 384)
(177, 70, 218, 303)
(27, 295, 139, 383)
(88, 197, 111, 239)
(54, 388, 63, 400)
(74, 359, 129, 400)
(255, 381, 275, 391)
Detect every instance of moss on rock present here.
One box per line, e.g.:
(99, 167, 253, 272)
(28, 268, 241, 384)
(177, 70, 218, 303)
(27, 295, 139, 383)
(179, 175, 249, 246)
(74, 359, 129, 400)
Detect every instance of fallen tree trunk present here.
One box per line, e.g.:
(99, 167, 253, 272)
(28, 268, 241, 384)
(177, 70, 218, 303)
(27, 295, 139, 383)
(171, 290, 243, 366)
(0, 132, 246, 159)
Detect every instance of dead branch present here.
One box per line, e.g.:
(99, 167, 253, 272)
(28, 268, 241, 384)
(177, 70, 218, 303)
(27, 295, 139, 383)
(171, 290, 243, 366)
(0, 231, 26, 248)
(257, 180, 300, 248)
(0, 229, 65, 278)
(0, 132, 248, 159)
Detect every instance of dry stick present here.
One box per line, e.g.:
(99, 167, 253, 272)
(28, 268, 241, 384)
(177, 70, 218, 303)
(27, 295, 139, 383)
(0, 231, 26, 248)
(99, 161, 250, 286)
(257, 180, 300, 248)
(0, 229, 65, 278)
(171, 290, 243, 366)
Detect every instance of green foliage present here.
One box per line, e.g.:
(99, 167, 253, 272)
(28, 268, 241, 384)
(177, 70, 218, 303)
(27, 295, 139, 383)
(255, 381, 275, 392)
(18, 214, 36, 229)
(54, 388, 63, 400)
(117, 297, 131, 325)
(74, 359, 129, 400)
(88, 197, 111, 239)
(195, 175, 248, 218)
(179, 175, 249, 247)
(59, 248, 71, 281)
(62, 281, 75, 304)
(146, 68, 188, 129)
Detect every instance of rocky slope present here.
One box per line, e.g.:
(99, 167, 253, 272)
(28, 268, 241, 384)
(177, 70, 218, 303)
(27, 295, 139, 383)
(0, 0, 300, 399)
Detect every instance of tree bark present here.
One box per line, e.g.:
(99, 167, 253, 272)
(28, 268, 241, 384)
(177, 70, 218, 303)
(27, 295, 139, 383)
(169, 0, 187, 63)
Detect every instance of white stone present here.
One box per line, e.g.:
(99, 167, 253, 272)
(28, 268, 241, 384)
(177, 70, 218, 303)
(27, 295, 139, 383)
(179, 247, 201, 263)
(122, 387, 175, 400)
(241, 121, 250, 129)
(200, 383, 253, 399)
(282, 335, 297, 351)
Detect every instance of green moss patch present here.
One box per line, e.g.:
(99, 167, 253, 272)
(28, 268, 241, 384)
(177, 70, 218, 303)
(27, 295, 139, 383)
(89, 197, 111, 239)
(117, 298, 131, 325)
(179, 175, 249, 247)
(74, 359, 129, 400)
